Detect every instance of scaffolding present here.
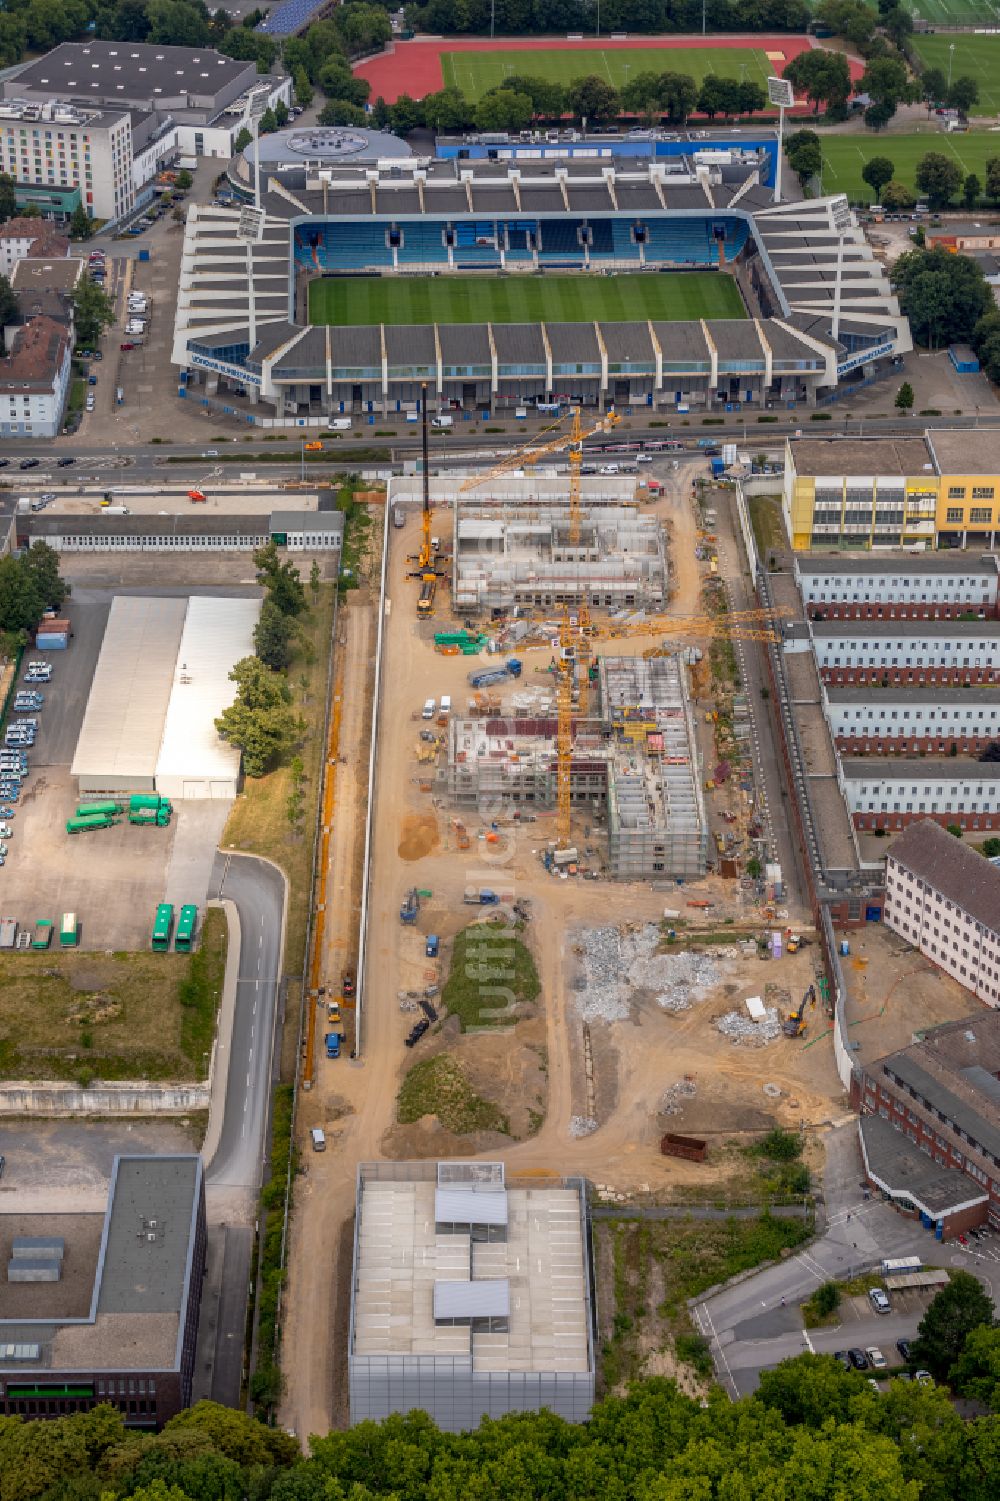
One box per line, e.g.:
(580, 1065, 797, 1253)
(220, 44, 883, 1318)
(453, 503, 666, 615)
(438, 654, 707, 881)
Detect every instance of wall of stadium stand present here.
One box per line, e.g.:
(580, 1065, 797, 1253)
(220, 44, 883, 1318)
(735, 478, 857, 1093)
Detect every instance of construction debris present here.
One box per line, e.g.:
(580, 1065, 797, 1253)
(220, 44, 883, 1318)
(574, 923, 723, 1021)
(715, 1006, 782, 1045)
(569, 1115, 598, 1137)
(660, 1079, 697, 1115)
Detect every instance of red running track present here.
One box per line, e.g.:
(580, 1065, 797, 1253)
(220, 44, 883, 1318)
(353, 33, 863, 107)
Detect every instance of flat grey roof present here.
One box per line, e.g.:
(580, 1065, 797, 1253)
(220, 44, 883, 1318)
(887, 816, 1000, 932)
(799, 553, 999, 576)
(433, 1279, 510, 1319)
(841, 757, 1000, 780)
(435, 1183, 508, 1226)
(98, 1156, 200, 1316)
(827, 685, 1000, 704)
(10, 39, 252, 101)
(270, 509, 343, 534)
(790, 437, 933, 476)
(860, 1115, 987, 1216)
(926, 429, 1000, 476)
(812, 619, 1000, 638)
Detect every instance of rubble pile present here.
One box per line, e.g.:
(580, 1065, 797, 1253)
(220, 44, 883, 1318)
(715, 1006, 782, 1045)
(575, 924, 724, 1020)
(569, 1115, 598, 1137)
(660, 1079, 697, 1116)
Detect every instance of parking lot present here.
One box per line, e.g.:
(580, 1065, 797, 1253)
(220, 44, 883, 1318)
(0, 588, 233, 951)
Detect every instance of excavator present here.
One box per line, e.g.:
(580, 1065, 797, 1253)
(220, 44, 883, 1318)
(784, 984, 817, 1038)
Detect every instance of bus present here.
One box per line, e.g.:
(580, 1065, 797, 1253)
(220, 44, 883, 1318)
(881, 1256, 923, 1278)
(151, 903, 174, 952)
(59, 913, 78, 948)
(175, 905, 197, 952)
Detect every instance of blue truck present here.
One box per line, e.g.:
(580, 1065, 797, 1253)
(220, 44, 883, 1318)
(425, 935, 440, 958)
(467, 657, 522, 690)
(325, 1031, 341, 1059)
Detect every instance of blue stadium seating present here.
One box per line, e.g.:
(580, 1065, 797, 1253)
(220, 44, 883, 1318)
(398, 223, 448, 264)
(300, 223, 393, 271)
(590, 220, 614, 256)
(611, 219, 641, 262)
(539, 219, 583, 264)
(453, 220, 500, 266)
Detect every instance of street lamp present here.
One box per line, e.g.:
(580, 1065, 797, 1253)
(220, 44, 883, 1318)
(767, 76, 795, 204)
(948, 42, 955, 88)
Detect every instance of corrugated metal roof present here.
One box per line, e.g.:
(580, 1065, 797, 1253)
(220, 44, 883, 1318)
(71, 597, 187, 782)
(155, 596, 260, 791)
(433, 1278, 510, 1320)
(435, 1184, 509, 1225)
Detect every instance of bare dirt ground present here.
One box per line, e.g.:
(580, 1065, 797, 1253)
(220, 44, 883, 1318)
(278, 481, 830, 1441)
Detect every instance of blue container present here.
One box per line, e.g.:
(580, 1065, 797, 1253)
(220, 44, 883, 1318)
(138, 248, 150, 262)
(839, 939, 850, 956)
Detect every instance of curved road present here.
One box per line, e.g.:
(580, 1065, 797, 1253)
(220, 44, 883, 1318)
(193, 850, 286, 1408)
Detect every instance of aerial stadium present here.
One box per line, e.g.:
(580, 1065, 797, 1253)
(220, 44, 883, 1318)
(171, 127, 912, 422)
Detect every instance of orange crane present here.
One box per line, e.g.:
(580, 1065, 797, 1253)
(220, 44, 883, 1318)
(531, 605, 792, 847)
(459, 407, 622, 544)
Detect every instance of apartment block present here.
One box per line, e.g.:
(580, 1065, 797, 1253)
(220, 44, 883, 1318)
(795, 553, 1000, 621)
(0, 100, 132, 222)
(883, 818, 1000, 1008)
(0, 314, 71, 438)
(826, 686, 1000, 754)
(812, 620, 1000, 685)
(841, 758, 1000, 833)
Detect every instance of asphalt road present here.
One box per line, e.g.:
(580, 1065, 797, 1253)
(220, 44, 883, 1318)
(192, 850, 286, 1409)
(695, 1124, 1000, 1397)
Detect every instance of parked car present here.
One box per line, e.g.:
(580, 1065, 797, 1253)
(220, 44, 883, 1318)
(896, 1338, 911, 1361)
(868, 1288, 891, 1314)
(915, 1370, 933, 1386)
(120, 343, 135, 351)
(57, 456, 75, 466)
(19, 458, 39, 469)
(866, 1348, 887, 1370)
(324, 1031, 341, 1059)
(848, 1349, 868, 1370)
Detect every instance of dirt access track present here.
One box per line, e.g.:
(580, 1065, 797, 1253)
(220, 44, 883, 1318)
(278, 473, 854, 1441)
(351, 34, 858, 106)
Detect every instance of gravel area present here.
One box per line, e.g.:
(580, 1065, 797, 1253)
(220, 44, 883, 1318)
(574, 924, 723, 1021)
(660, 1079, 697, 1115)
(715, 1006, 782, 1045)
(569, 1115, 598, 1137)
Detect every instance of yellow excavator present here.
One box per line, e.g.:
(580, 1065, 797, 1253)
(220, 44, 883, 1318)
(784, 984, 816, 1038)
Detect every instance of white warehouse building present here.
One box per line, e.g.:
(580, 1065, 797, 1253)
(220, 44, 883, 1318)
(72, 593, 259, 798)
(812, 620, 1000, 684)
(795, 554, 1000, 620)
(841, 758, 1000, 833)
(825, 687, 1000, 753)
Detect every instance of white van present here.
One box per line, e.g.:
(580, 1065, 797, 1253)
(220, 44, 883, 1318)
(422, 698, 437, 719)
(431, 414, 453, 429)
(310, 1127, 326, 1152)
(330, 417, 352, 430)
(439, 695, 452, 716)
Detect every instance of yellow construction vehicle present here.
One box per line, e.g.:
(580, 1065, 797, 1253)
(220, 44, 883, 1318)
(783, 984, 816, 1038)
(409, 385, 442, 615)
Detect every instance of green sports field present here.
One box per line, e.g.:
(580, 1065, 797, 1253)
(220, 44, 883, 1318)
(439, 46, 773, 103)
(903, 0, 1000, 27)
(308, 273, 746, 326)
(911, 33, 1000, 114)
(819, 131, 1000, 204)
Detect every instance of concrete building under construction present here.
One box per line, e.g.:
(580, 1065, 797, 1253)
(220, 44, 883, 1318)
(452, 503, 667, 615)
(440, 652, 706, 880)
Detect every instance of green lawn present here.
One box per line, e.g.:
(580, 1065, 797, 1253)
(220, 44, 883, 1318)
(440, 46, 774, 102)
(903, 0, 1000, 27)
(911, 33, 1000, 114)
(819, 130, 1000, 204)
(309, 272, 746, 326)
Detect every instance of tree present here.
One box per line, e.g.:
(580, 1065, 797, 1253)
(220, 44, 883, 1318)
(0, 544, 67, 633)
(948, 76, 979, 118)
(504, 74, 565, 120)
(254, 597, 295, 671)
(882, 179, 916, 210)
(176, 168, 193, 192)
(949, 1324, 1000, 1409)
(881, 3, 913, 49)
(68, 202, 93, 241)
(234, 125, 252, 153)
(965, 172, 982, 209)
(894, 246, 993, 349)
(317, 55, 369, 108)
(987, 157, 1000, 203)
(921, 66, 948, 111)
(697, 73, 730, 120)
(0, 272, 16, 353)
(737, 79, 767, 118)
(253, 540, 306, 615)
(274, 99, 289, 127)
(146, 0, 212, 47)
(0, 171, 16, 224)
(786, 128, 822, 189)
(293, 65, 313, 109)
(309, 559, 321, 600)
(215, 657, 299, 777)
(22, 540, 68, 610)
(660, 71, 698, 125)
(319, 98, 366, 125)
(861, 56, 917, 126)
(388, 93, 422, 134)
(474, 88, 533, 133)
(915, 151, 964, 209)
(71, 277, 116, 348)
(565, 74, 619, 125)
(783, 49, 853, 116)
(257, 106, 277, 134)
(756, 1351, 866, 1426)
(815, 0, 877, 49)
(894, 381, 914, 411)
(422, 87, 471, 133)
(912, 1269, 995, 1380)
(862, 156, 895, 199)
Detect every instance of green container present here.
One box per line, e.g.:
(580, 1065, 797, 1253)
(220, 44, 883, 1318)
(66, 814, 115, 833)
(129, 793, 164, 812)
(76, 800, 120, 817)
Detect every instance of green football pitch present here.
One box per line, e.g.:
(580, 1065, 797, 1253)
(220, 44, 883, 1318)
(819, 131, 1000, 204)
(911, 33, 1000, 114)
(903, 0, 1000, 27)
(439, 46, 773, 103)
(308, 273, 746, 326)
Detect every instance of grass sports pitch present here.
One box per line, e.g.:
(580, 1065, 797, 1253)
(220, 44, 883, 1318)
(911, 33, 1000, 114)
(904, 0, 1000, 27)
(308, 273, 746, 326)
(439, 46, 774, 102)
(820, 131, 1000, 204)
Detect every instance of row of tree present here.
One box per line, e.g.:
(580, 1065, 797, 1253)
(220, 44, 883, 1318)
(0, 544, 67, 643)
(406, 0, 815, 40)
(215, 542, 319, 778)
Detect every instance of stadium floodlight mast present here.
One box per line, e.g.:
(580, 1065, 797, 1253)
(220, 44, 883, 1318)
(829, 194, 852, 346)
(767, 76, 795, 204)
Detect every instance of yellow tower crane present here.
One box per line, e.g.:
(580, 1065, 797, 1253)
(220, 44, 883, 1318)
(535, 605, 793, 847)
(458, 408, 622, 543)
